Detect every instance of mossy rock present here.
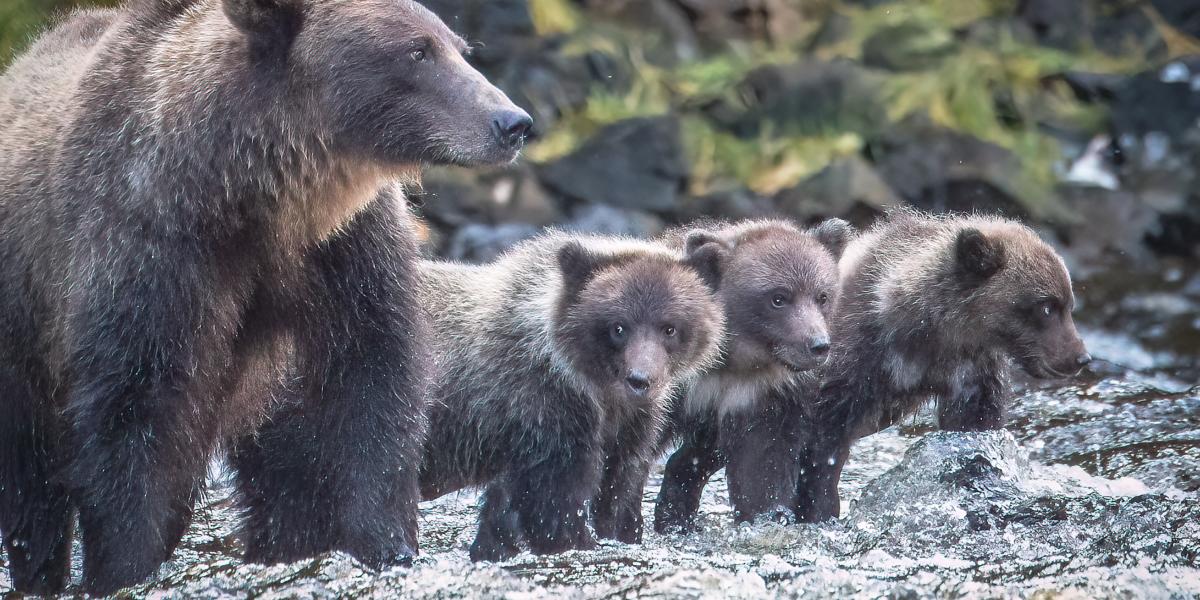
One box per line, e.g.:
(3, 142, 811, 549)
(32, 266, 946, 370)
(862, 20, 958, 71)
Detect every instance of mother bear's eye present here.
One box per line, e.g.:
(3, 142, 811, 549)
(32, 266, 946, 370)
(409, 47, 428, 63)
(1033, 298, 1059, 321)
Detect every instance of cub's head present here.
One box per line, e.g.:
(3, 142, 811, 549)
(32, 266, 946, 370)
(222, 0, 531, 166)
(553, 241, 724, 406)
(684, 219, 850, 373)
(950, 222, 1091, 378)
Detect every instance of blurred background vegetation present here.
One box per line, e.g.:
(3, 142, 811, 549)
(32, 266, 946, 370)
(3, 0, 1198, 277)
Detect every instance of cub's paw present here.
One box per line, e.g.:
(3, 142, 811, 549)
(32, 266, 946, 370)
(469, 537, 520, 563)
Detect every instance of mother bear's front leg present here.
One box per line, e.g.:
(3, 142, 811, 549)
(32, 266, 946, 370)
(231, 192, 430, 568)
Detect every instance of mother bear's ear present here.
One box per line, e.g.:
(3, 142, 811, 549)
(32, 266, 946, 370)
(224, 0, 303, 40)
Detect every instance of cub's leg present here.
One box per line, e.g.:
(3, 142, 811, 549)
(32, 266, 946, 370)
(234, 197, 429, 569)
(502, 424, 601, 558)
(938, 373, 1007, 432)
(593, 446, 653, 543)
(654, 421, 725, 534)
(723, 403, 804, 525)
(469, 481, 522, 562)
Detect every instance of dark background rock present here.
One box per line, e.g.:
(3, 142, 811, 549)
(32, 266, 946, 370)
(861, 21, 956, 72)
(703, 60, 888, 138)
(538, 116, 688, 214)
(1152, 0, 1200, 39)
(774, 157, 902, 227)
(866, 117, 1033, 220)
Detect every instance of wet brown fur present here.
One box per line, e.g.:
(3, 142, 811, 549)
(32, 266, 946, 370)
(650, 219, 850, 533)
(417, 232, 724, 561)
(0, 0, 527, 594)
(789, 209, 1089, 522)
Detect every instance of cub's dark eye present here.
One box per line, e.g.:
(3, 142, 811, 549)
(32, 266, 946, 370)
(409, 48, 428, 62)
(816, 292, 830, 306)
(662, 325, 676, 337)
(771, 294, 787, 309)
(610, 323, 627, 342)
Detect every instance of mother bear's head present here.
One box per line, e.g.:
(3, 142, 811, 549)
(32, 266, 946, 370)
(221, 0, 532, 166)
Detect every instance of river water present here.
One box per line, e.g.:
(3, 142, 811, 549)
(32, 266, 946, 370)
(1, 267, 1197, 598)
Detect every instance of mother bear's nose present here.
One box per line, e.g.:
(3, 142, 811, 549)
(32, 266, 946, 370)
(492, 109, 533, 149)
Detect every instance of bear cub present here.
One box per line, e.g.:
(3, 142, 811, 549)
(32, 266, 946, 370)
(418, 232, 725, 561)
(651, 219, 851, 534)
(794, 209, 1091, 522)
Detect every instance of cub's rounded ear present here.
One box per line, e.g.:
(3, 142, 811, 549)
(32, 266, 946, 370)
(224, 0, 303, 39)
(810, 218, 854, 260)
(955, 228, 1005, 278)
(557, 241, 608, 294)
(682, 230, 728, 291)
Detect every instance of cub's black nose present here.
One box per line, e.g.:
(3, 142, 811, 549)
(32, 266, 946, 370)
(810, 339, 831, 356)
(492, 109, 533, 149)
(626, 372, 651, 395)
(1076, 352, 1092, 367)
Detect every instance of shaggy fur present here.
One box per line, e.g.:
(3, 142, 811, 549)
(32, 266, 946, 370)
(650, 219, 850, 534)
(0, 0, 528, 594)
(790, 209, 1091, 522)
(418, 232, 724, 561)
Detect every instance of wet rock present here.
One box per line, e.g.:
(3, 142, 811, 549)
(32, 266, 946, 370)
(1017, 0, 1165, 58)
(538, 116, 689, 214)
(774, 156, 902, 226)
(417, 166, 562, 263)
(1151, 0, 1200, 39)
(847, 429, 1200, 577)
(445, 222, 541, 263)
(1105, 58, 1200, 257)
(562, 203, 665, 238)
(1111, 57, 1200, 150)
(673, 187, 776, 225)
(1145, 199, 1200, 259)
(861, 21, 957, 72)
(1051, 184, 1159, 272)
(1010, 378, 1200, 493)
(703, 60, 887, 138)
(865, 117, 1032, 219)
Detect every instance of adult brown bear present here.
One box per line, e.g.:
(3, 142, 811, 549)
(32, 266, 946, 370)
(0, 0, 530, 595)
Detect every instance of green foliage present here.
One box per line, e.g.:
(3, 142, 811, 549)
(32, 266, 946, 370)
(3, 0, 1181, 217)
(523, 0, 1169, 212)
(0, 0, 117, 68)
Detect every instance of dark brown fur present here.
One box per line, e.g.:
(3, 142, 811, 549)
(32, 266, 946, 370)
(0, 0, 529, 594)
(417, 233, 723, 561)
(649, 219, 850, 534)
(789, 209, 1090, 522)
